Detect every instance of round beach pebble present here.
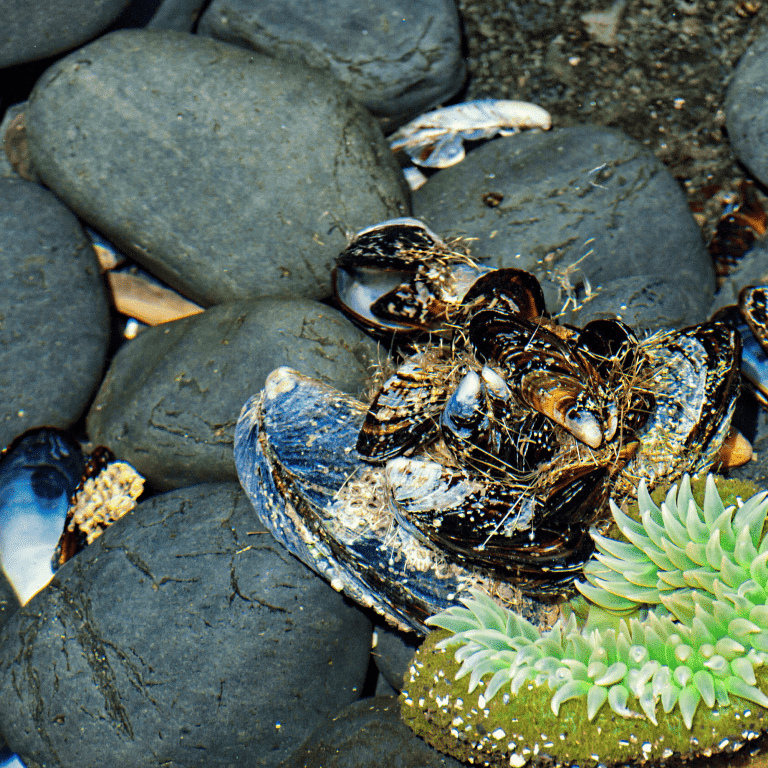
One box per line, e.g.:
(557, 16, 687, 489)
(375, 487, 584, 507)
(86, 298, 378, 491)
(413, 125, 714, 319)
(279, 696, 466, 768)
(25, 30, 410, 307)
(0, 0, 131, 67)
(0, 177, 110, 450)
(197, 0, 465, 130)
(0, 482, 372, 768)
(725, 33, 768, 188)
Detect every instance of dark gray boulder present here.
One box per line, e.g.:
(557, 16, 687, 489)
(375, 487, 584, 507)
(0, 483, 373, 768)
(0, 177, 110, 450)
(26, 30, 410, 307)
(725, 33, 768, 188)
(0, 0, 132, 67)
(413, 125, 714, 322)
(197, 0, 466, 130)
(86, 298, 379, 490)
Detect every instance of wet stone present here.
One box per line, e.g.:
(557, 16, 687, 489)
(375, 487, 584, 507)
(413, 125, 714, 318)
(563, 275, 711, 331)
(0, 0, 131, 67)
(372, 625, 422, 692)
(0, 177, 110, 450)
(26, 29, 410, 307)
(725, 32, 768, 188)
(197, 0, 465, 131)
(0, 482, 373, 768)
(279, 696, 466, 768)
(86, 298, 378, 491)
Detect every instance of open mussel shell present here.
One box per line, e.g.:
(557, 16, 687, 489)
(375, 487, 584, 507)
(619, 321, 741, 490)
(234, 367, 540, 633)
(332, 217, 447, 334)
(332, 217, 492, 335)
(0, 429, 84, 604)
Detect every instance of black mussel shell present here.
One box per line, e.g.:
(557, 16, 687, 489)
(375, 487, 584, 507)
(387, 458, 607, 592)
(622, 321, 741, 487)
(0, 428, 84, 604)
(712, 288, 768, 408)
(441, 370, 560, 478)
(234, 367, 535, 633)
(356, 352, 454, 462)
(458, 267, 546, 323)
(332, 217, 447, 334)
(469, 310, 612, 448)
(336, 217, 446, 270)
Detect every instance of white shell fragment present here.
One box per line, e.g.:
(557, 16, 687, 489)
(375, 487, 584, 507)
(389, 99, 552, 170)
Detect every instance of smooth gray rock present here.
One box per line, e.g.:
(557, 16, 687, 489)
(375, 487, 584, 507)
(413, 126, 715, 321)
(726, 33, 768, 187)
(87, 298, 379, 490)
(147, 0, 207, 30)
(197, 0, 465, 130)
(0, 0, 132, 67)
(0, 483, 373, 768)
(26, 30, 410, 307)
(373, 625, 421, 692)
(279, 696, 466, 768)
(562, 275, 708, 331)
(0, 177, 110, 449)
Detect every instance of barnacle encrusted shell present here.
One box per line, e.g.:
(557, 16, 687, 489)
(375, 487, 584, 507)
(233, 366, 550, 634)
(400, 476, 768, 766)
(67, 461, 145, 544)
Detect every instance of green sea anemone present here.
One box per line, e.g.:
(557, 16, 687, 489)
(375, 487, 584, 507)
(400, 474, 768, 766)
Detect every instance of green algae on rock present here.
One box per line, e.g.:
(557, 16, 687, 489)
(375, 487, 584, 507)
(400, 475, 768, 766)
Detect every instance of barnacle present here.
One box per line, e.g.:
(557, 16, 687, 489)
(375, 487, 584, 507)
(400, 475, 768, 766)
(67, 461, 145, 544)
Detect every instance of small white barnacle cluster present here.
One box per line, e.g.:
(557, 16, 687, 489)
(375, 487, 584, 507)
(401, 474, 768, 766)
(68, 461, 145, 544)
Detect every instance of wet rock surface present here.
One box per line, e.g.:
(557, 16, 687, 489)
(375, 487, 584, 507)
(0, 482, 373, 768)
(725, 32, 768, 189)
(0, 177, 110, 449)
(197, 0, 465, 130)
(25, 29, 409, 307)
(372, 625, 421, 692)
(563, 275, 711, 331)
(278, 696, 466, 768)
(87, 298, 378, 491)
(413, 126, 714, 318)
(0, 0, 132, 68)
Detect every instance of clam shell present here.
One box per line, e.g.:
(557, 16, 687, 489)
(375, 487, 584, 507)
(234, 367, 536, 633)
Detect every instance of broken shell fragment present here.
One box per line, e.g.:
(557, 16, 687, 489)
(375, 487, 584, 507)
(389, 99, 552, 169)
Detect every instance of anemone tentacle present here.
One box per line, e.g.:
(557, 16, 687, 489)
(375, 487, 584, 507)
(402, 475, 768, 766)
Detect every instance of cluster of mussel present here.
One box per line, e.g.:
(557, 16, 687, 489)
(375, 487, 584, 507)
(234, 218, 757, 633)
